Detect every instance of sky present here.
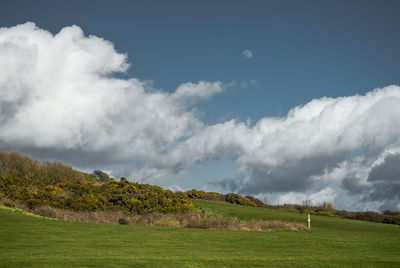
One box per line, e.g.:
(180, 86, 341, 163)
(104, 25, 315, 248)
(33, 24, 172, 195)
(1, 0, 400, 212)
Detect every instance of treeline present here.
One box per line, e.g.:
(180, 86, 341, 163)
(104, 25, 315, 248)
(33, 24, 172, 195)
(0, 150, 193, 214)
(255, 202, 400, 225)
(334, 209, 400, 225)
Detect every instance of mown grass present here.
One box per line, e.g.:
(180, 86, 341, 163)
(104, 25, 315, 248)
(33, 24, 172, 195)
(1, 201, 399, 267)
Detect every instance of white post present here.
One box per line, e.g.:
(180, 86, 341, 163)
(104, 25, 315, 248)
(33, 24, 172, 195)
(308, 213, 311, 230)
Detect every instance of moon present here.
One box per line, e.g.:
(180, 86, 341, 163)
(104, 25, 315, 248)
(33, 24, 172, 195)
(242, 49, 253, 59)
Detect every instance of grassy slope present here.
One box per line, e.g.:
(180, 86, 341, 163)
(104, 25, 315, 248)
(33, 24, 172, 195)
(0, 201, 399, 267)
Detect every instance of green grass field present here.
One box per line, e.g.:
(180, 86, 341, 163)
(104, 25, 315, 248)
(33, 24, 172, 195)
(1, 200, 399, 267)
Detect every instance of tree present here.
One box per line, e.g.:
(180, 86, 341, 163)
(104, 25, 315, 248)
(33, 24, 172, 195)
(302, 199, 312, 209)
(92, 170, 111, 182)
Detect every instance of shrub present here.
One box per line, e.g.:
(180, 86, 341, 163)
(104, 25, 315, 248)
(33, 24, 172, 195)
(225, 193, 257, 207)
(92, 170, 111, 182)
(118, 217, 129, 225)
(317, 211, 335, 217)
(245, 195, 265, 207)
(3, 200, 16, 208)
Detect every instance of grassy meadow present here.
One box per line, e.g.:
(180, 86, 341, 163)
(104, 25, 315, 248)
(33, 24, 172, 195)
(1, 200, 399, 267)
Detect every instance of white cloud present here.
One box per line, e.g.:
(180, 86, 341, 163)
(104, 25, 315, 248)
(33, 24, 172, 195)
(276, 188, 337, 205)
(242, 49, 253, 59)
(1, 23, 400, 211)
(172, 81, 224, 105)
(240, 80, 260, 89)
(169, 86, 400, 170)
(0, 22, 221, 163)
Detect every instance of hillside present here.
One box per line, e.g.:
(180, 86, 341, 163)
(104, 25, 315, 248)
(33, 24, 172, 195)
(0, 150, 194, 215)
(1, 200, 400, 267)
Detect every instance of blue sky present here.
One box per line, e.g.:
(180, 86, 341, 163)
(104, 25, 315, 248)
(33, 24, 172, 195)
(1, 0, 400, 211)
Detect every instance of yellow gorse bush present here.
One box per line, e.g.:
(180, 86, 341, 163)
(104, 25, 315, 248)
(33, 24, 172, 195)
(0, 150, 194, 215)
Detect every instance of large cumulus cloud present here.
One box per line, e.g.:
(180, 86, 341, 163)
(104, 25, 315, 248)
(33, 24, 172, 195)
(0, 22, 222, 167)
(167, 86, 400, 211)
(1, 22, 400, 211)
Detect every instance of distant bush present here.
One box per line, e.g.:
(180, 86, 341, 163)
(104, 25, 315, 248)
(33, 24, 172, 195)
(183, 189, 262, 208)
(317, 211, 336, 217)
(184, 189, 225, 202)
(245, 195, 265, 207)
(225, 193, 257, 207)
